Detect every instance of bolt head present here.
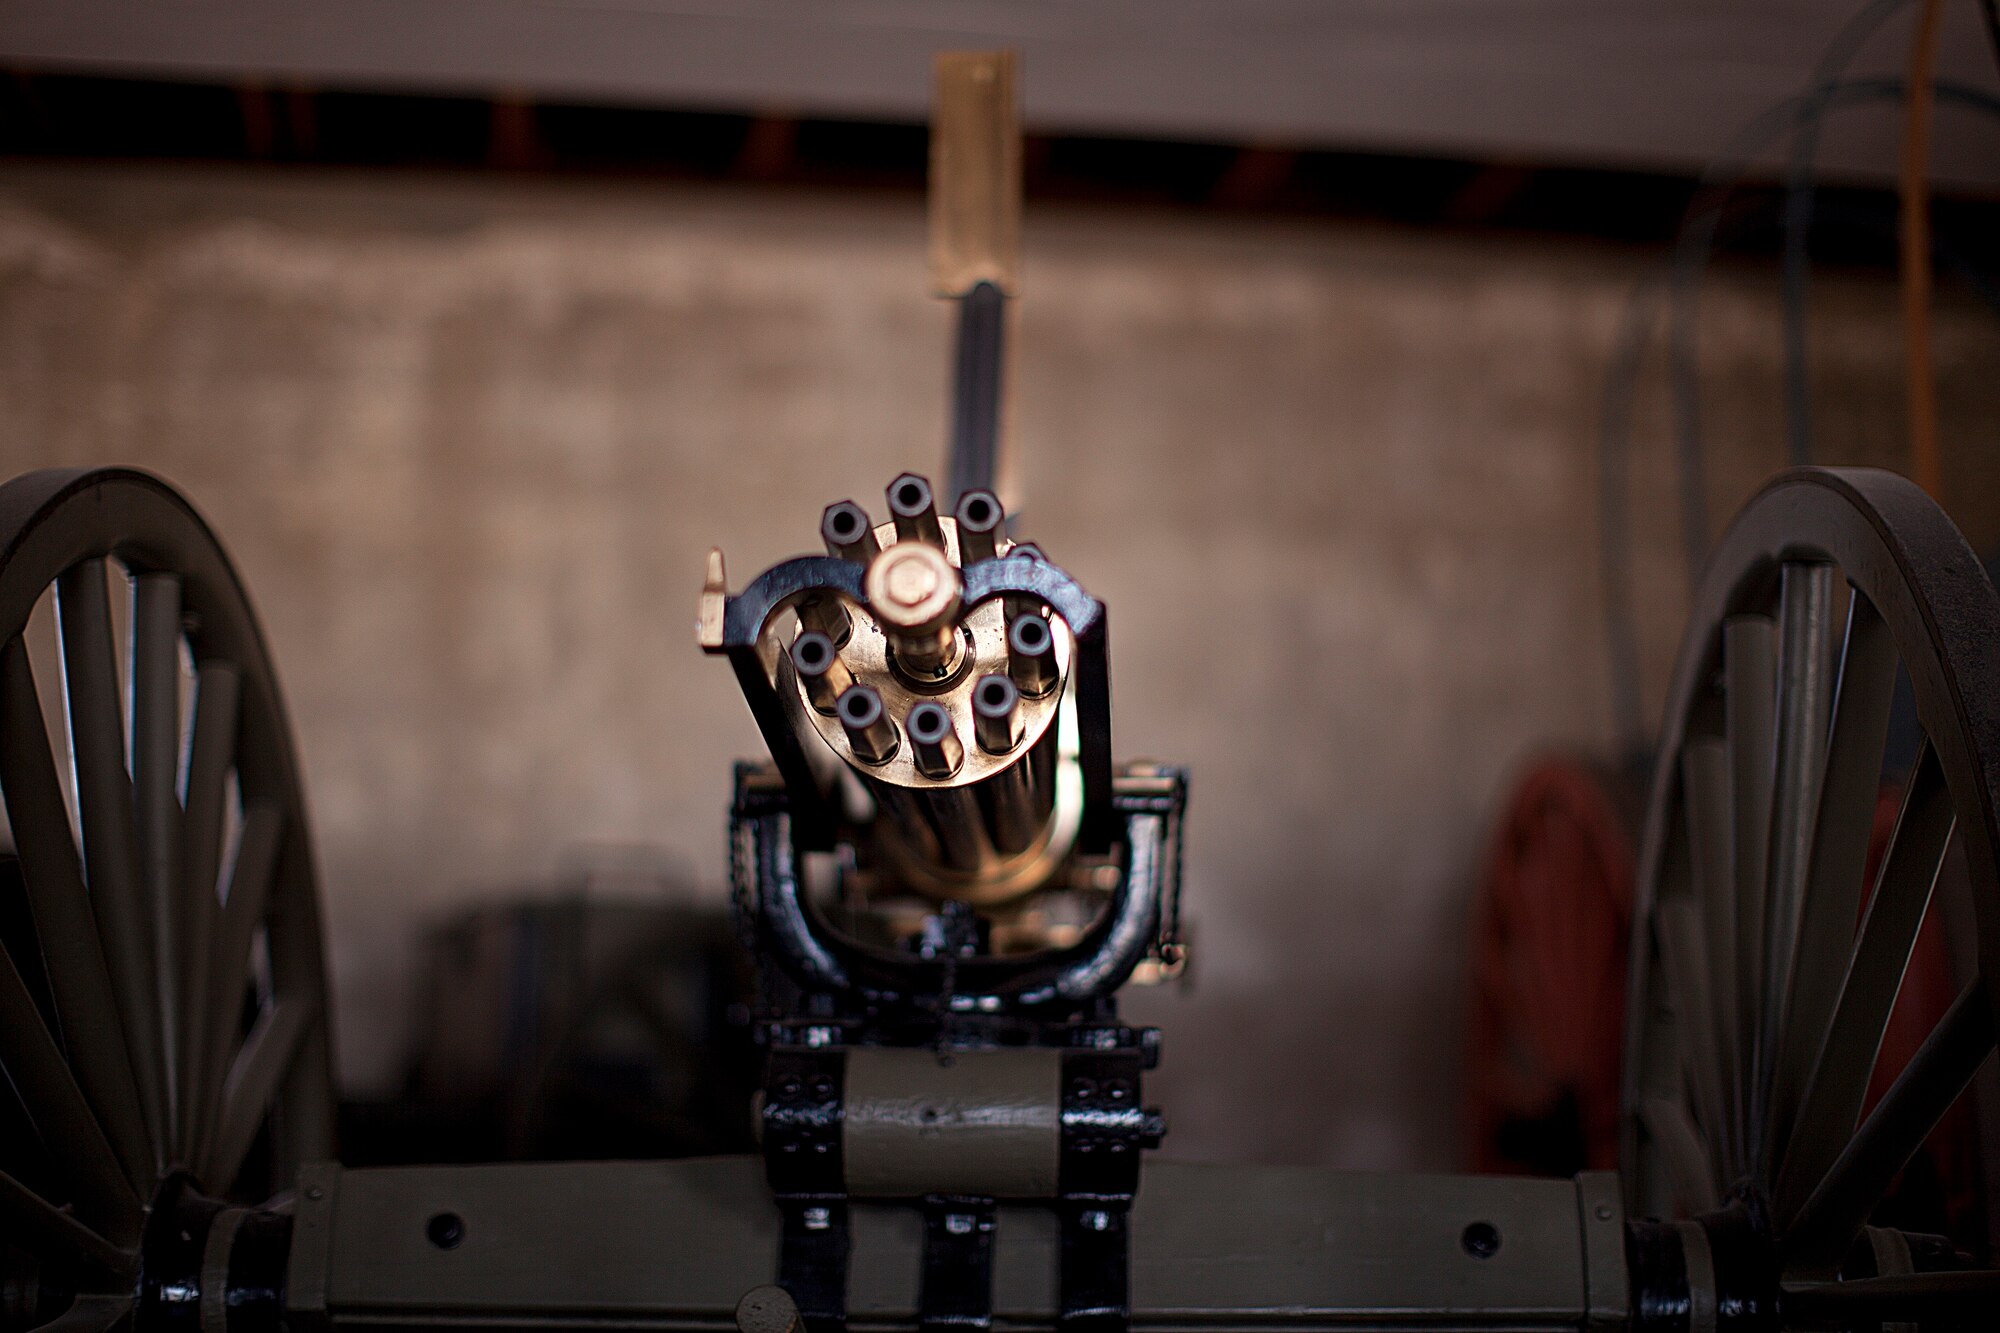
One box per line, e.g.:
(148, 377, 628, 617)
(865, 542, 960, 632)
(887, 558, 939, 605)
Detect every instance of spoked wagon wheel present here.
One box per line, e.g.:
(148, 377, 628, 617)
(1622, 467, 2000, 1324)
(0, 469, 334, 1332)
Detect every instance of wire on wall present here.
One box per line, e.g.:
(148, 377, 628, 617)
(1597, 66, 2000, 755)
(1781, 0, 1912, 472)
(1902, 0, 1946, 498)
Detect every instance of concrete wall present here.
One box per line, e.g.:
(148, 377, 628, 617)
(1, 162, 1995, 1169)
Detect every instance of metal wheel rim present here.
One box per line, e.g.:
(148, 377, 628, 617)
(1621, 466, 2000, 1290)
(0, 468, 335, 1329)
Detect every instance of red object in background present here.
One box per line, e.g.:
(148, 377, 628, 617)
(1862, 789, 1984, 1243)
(1466, 756, 1635, 1176)
(1468, 764, 1981, 1248)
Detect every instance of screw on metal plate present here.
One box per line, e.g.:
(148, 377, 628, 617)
(735, 1285, 801, 1333)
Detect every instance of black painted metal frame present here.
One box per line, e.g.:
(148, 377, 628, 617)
(730, 765, 1181, 1018)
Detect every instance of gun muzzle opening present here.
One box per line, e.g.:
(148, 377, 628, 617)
(887, 473, 944, 548)
(838, 685, 899, 765)
(972, 674, 1022, 753)
(822, 500, 880, 563)
(866, 541, 964, 679)
(1007, 613, 1058, 698)
(906, 701, 965, 779)
(791, 631, 854, 714)
(954, 489, 1005, 564)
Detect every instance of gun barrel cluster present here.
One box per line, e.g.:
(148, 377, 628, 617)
(786, 473, 1071, 898)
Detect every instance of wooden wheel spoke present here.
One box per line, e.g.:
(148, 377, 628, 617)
(201, 992, 317, 1192)
(129, 572, 186, 1153)
(0, 636, 151, 1189)
(1765, 591, 1897, 1178)
(1656, 899, 1725, 1198)
(1782, 979, 1995, 1267)
(177, 661, 239, 1163)
(1755, 562, 1836, 1178)
(0, 469, 333, 1221)
(0, 941, 139, 1237)
(1623, 469, 2000, 1254)
(1681, 736, 1739, 1178)
(193, 803, 283, 1166)
(1637, 1095, 1714, 1217)
(0, 1168, 132, 1281)
(1773, 743, 1954, 1223)
(1723, 614, 1777, 1167)
(56, 561, 170, 1168)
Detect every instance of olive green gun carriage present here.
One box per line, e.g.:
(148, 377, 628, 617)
(1, 463, 1998, 1333)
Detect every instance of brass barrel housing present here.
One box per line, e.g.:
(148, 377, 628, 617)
(797, 593, 852, 647)
(980, 725, 1057, 856)
(887, 473, 944, 548)
(954, 490, 1005, 564)
(766, 482, 1080, 903)
(972, 674, 1021, 754)
(907, 701, 965, 779)
(837, 685, 899, 765)
(792, 632, 854, 715)
(1007, 612, 1058, 698)
(822, 500, 880, 563)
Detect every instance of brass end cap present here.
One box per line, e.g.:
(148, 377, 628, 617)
(865, 540, 961, 634)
